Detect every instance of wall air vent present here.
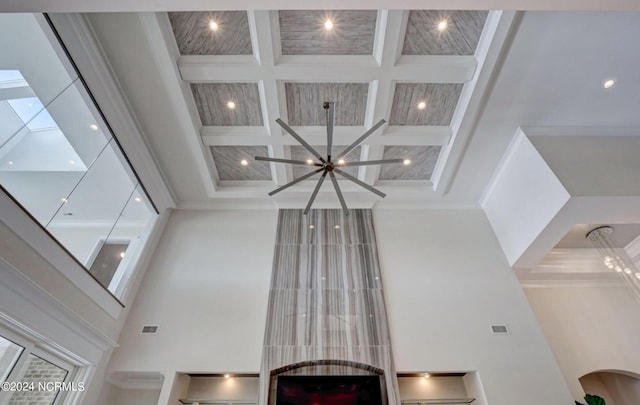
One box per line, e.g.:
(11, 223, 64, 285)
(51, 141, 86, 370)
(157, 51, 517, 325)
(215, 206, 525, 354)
(141, 325, 159, 334)
(490, 325, 509, 334)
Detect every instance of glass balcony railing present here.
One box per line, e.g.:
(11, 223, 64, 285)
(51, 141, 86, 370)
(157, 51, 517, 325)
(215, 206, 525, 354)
(0, 13, 157, 299)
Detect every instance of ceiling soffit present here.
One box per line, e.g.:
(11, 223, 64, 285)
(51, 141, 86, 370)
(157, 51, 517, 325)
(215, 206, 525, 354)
(160, 9, 509, 203)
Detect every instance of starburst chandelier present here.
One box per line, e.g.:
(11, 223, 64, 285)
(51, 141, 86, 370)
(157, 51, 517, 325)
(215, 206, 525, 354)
(587, 226, 640, 303)
(255, 102, 409, 215)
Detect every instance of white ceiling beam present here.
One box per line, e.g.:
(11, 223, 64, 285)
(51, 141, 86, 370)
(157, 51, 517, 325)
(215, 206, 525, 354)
(250, 10, 288, 185)
(200, 126, 270, 137)
(179, 61, 474, 84)
(431, 10, 517, 195)
(363, 10, 407, 184)
(150, 12, 221, 195)
(202, 131, 449, 146)
(178, 63, 262, 82)
(393, 56, 477, 82)
(202, 125, 450, 145)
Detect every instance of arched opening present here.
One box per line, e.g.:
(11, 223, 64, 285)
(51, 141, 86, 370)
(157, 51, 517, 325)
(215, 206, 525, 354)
(579, 370, 640, 405)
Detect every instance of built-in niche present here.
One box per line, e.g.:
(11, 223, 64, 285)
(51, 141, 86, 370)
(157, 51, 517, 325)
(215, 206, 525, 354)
(179, 374, 260, 404)
(397, 373, 484, 405)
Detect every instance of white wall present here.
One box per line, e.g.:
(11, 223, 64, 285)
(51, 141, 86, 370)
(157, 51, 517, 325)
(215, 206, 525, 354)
(374, 208, 573, 405)
(481, 130, 571, 268)
(108, 209, 278, 375)
(524, 285, 640, 399)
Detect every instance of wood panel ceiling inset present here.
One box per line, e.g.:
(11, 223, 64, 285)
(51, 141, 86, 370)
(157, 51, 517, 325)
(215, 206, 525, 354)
(279, 10, 377, 55)
(378, 145, 441, 180)
(191, 83, 263, 126)
(284, 83, 368, 126)
(168, 11, 253, 55)
(290, 145, 361, 179)
(210, 146, 272, 181)
(389, 83, 463, 126)
(402, 10, 488, 56)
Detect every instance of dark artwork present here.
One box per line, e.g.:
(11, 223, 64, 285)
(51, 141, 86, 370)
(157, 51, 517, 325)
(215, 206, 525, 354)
(276, 375, 383, 405)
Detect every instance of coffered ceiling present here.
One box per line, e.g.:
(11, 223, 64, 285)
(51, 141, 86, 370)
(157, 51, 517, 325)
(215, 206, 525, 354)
(48, 5, 640, 213)
(147, 9, 504, 207)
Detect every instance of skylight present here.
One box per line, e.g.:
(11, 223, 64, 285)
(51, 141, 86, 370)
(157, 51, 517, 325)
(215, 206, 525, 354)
(0, 70, 26, 84)
(7, 97, 57, 130)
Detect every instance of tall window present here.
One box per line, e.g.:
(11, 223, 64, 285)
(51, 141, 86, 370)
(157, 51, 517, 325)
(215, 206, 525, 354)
(0, 329, 80, 405)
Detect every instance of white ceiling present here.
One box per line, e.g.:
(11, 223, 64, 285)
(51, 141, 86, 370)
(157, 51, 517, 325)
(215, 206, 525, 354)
(69, 8, 640, 213)
(5, 0, 640, 12)
(75, 9, 506, 209)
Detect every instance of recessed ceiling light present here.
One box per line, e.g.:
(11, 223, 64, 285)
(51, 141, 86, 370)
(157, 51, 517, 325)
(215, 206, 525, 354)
(334, 225, 340, 229)
(209, 20, 219, 31)
(227, 101, 236, 110)
(309, 224, 315, 229)
(134, 197, 142, 203)
(375, 276, 379, 280)
(423, 373, 431, 379)
(417, 101, 427, 110)
(324, 19, 333, 30)
(8, 161, 14, 165)
(119, 252, 126, 258)
(403, 159, 411, 166)
(603, 79, 615, 89)
(61, 198, 68, 203)
(636, 273, 640, 279)
(27, 103, 33, 107)
(240, 159, 248, 166)
(69, 160, 75, 164)
(89, 124, 99, 131)
(224, 373, 230, 379)
(306, 159, 314, 165)
(337, 159, 345, 165)
(437, 20, 448, 31)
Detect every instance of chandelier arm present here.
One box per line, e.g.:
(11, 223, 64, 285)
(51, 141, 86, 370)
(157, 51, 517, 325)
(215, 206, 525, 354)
(335, 118, 385, 160)
(276, 118, 326, 163)
(325, 102, 335, 161)
(341, 159, 404, 167)
(334, 168, 386, 198)
(329, 171, 349, 216)
(304, 170, 328, 215)
(268, 168, 324, 196)
(255, 156, 323, 166)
